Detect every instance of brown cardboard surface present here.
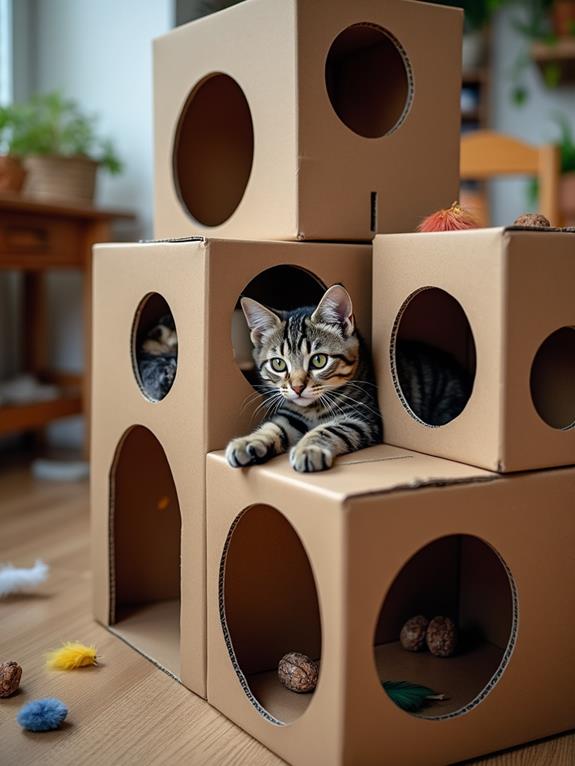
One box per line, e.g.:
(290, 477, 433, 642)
(154, 0, 461, 241)
(110, 601, 180, 679)
(90, 237, 372, 698)
(207, 446, 575, 765)
(375, 641, 507, 718)
(235, 641, 508, 726)
(373, 227, 575, 472)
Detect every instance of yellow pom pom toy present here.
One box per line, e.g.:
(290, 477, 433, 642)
(45, 642, 98, 670)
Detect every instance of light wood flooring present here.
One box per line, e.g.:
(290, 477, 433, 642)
(0, 462, 573, 766)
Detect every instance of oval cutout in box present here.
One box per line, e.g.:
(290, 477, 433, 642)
(530, 326, 575, 430)
(391, 287, 477, 427)
(173, 73, 254, 226)
(220, 504, 322, 724)
(374, 534, 518, 719)
(132, 293, 178, 403)
(325, 23, 413, 139)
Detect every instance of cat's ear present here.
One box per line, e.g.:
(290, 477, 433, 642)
(240, 297, 281, 345)
(311, 285, 355, 337)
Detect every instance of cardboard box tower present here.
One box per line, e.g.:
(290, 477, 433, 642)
(91, 1, 575, 764)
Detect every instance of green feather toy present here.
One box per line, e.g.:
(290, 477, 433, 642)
(382, 681, 447, 712)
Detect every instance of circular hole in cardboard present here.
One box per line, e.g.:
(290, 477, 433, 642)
(374, 534, 518, 720)
(110, 425, 182, 678)
(530, 326, 575, 430)
(173, 73, 254, 226)
(325, 23, 413, 138)
(219, 504, 322, 724)
(132, 293, 178, 402)
(232, 265, 327, 387)
(391, 287, 477, 426)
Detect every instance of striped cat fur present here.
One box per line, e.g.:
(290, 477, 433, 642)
(226, 285, 383, 473)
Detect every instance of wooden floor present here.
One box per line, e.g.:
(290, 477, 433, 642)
(0, 462, 573, 766)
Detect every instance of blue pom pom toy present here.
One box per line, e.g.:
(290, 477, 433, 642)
(17, 697, 68, 731)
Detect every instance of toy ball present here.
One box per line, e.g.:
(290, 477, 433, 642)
(17, 698, 68, 732)
(278, 652, 319, 693)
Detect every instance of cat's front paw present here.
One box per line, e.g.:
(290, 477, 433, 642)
(225, 435, 273, 468)
(290, 443, 334, 473)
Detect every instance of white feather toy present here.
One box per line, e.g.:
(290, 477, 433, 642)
(0, 560, 49, 597)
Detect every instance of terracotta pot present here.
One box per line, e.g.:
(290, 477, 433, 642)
(0, 155, 27, 194)
(552, 0, 575, 37)
(560, 171, 575, 225)
(23, 155, 98, 204)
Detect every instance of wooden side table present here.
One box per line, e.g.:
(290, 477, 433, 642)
(0, 195, 134, 455)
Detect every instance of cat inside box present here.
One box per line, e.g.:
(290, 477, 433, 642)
(136, 286, 470, 472)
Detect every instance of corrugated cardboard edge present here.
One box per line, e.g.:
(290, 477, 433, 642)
(107, 625, 181, 684)
(139, 236, 205, 243)
(218, 507, 286, 727)
(254, 457, 500, 503)
(421, 546, 520, 721)
(504, 225, 575, 234)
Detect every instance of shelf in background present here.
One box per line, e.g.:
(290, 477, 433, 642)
(532, 38, 575, 84)
(462, 69, 488, 85)
(462, 110, 481, 123)
(0, 394, 82, 437)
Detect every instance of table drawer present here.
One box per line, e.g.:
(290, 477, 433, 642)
(0, 213, 84, 267)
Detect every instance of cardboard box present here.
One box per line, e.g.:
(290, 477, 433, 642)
(153, 0, 462, 241)
(373, 227, 575, 472)
(207, 444, 575, 766)
(90, 237, 372, 697)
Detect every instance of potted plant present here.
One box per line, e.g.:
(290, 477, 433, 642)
(0, 91, 122, 204)
(554, 113, 575, 223)
(528, 113, 575, 224)
(0, 106, 27, 193)
(552, 0, 575, 36)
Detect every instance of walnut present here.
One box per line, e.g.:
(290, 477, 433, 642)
(513, 213, 551, 228)
(400, 615, 429, 652)
(426, 617, 457, 657)
(0, 661, 22, 697)
(278, 652, 319, 693)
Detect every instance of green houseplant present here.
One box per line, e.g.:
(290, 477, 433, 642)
(528, 113, 575, 223)
(0, 91, 122, 203)
(0, 104, 28, 193)
(553, 113, 575, 224)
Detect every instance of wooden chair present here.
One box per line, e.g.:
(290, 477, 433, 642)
(460, 131, 561, 226)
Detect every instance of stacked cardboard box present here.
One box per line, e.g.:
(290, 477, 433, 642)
(91, 1, 575, 764)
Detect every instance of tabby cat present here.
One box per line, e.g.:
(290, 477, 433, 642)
(137, 313, 178, 401)
(226, 285, 472, 473)
(394, 340, 471, 427)
(226, 285, 383, 472)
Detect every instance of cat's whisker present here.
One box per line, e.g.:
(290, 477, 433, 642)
(344, 379, 379, 388)
(326, 394, 368, 422)
(251, 392, 284, 422)
(251, 391, 282, 414)
(321, 391, 347, 420)
(329, 390, 383, 419)
(239, 391, 266, 412)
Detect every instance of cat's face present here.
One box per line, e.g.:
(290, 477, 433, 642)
(241, 285, 359, 408)
(142, 314, 178, 355)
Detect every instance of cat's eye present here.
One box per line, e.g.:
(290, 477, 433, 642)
(310, 353, 328, 369)
(270, 357, 287, 372)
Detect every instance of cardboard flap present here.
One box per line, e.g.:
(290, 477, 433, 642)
(208, 445, 497, 501)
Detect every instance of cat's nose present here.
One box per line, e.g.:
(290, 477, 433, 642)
(291, 383, 305, 396)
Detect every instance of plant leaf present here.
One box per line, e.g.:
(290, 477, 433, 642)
(382, 681, 442, 713)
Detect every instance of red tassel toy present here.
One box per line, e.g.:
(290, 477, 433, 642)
(417, 201, 479, 233)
